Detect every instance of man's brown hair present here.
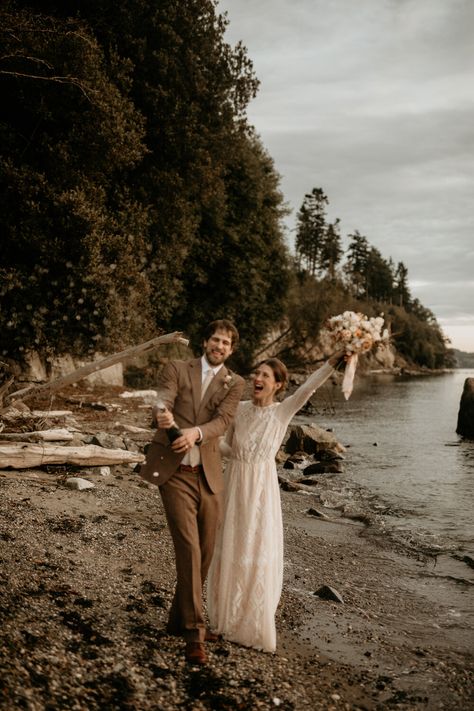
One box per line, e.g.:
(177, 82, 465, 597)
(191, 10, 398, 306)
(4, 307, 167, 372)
(203, 319, 240, 349)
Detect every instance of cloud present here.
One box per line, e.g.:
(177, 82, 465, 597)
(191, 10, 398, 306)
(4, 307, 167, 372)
(218, 0, 474, 350)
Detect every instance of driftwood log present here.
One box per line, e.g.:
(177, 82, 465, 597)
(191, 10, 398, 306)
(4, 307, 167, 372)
(0, 444, 144, 469)
(0, 429, 74, 443)
(2, 331, 188, 411)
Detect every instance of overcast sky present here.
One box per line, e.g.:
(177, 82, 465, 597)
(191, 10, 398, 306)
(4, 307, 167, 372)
(218, 0, 474, 352)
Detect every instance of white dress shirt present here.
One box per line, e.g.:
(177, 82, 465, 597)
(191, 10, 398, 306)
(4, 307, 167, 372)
(181, 356, 223, 466)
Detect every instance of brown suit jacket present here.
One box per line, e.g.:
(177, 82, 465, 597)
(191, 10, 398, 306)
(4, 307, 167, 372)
(139, 357, 245, 493)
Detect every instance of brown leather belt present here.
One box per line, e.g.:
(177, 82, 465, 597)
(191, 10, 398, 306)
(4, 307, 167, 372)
(178, 464, 203, 474)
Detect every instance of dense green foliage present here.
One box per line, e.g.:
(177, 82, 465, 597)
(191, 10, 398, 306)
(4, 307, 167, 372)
(0, 0, 289, 369)
(452, 349, 474, 368)
(1, 4, 151, 358)
(0, 3, 452, 372)
(291, 188, 453, 368)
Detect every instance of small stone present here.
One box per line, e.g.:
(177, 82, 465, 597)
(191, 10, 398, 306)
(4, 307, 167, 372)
(65, 477, 95, 491)
(306, 507, 330, 520)
(314, 585, 344, 603)
(279, 478, 304, 492)
(462, 555, 474, 569)
(297, 476, 321, 486)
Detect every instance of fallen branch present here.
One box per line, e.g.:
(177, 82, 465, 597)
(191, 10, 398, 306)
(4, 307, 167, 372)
(0, 443, 144, 469)
(120, 424, 152, 434)
(3, 331, 189, 411)
(0, 429, 74, 443)
(31, 410, 74, 418)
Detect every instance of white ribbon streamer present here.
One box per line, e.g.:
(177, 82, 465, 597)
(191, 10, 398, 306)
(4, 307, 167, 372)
(342, 353, 358, 400)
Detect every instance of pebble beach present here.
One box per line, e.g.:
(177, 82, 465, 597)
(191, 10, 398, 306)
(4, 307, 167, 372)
(0, 385, 472, 710)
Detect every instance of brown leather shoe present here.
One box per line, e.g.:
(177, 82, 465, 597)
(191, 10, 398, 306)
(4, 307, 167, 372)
(185, 641, 207, 665)
(204, 629, 221, 643)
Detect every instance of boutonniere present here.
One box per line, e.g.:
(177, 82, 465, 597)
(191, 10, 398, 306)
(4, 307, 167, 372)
(223, 374, 233, 390)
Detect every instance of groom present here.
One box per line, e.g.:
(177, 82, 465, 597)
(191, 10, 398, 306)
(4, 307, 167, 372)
(140, 319, 245, 664)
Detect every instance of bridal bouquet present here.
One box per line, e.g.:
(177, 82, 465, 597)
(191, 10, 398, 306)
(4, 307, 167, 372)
(322, 311, 389, 399)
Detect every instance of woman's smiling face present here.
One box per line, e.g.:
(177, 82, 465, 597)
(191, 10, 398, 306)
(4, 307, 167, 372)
(252, 364, 282, 406)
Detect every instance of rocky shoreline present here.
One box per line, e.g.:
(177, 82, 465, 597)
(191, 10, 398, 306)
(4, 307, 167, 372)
(1, 385, 473, 710)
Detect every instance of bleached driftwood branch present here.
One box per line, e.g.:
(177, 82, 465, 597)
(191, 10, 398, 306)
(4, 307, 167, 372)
(0, 429, 74, 443)
(3, 331, 189, 410)
(0, 443, 144, 469)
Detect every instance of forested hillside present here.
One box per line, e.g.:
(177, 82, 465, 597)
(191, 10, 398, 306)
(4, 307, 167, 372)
(0, 0, 452, 373)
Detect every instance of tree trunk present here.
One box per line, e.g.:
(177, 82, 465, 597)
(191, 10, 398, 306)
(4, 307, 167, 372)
(0, 444, 144, 469)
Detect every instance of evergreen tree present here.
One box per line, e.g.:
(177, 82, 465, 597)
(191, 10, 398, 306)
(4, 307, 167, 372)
(320, 219, 343, 281)
(394, 261, 411, 308)
(344, 230, 369, 297)
(295, 188, 328, 275)
(44, 0, 261, 329)
(173, 132, 290, 369)
(0, 2, 151, 359)
(388, 304, 447, 368)
(365, 247, 394, 302)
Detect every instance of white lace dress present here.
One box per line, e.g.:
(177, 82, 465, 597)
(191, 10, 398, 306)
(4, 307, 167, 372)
(207, 361, 334, 652)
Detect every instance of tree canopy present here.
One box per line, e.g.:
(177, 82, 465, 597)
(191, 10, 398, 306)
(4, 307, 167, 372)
(0, 0, 290, 367)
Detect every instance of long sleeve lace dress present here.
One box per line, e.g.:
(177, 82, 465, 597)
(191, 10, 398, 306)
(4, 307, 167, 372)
(207, 361, 335, 652)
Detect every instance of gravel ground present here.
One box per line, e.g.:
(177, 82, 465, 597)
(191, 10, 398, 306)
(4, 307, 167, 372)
(0, 385, 473, 710)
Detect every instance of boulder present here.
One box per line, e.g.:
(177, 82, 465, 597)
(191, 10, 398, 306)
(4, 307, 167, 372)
(275, 449, 289, 464)
(303, 461, 343, 475)
(24, 352, 48, 382)
(278, 476, 305, 492)
(456, 378, 474, 439)
(285, 424, 345, 456)
(89, 432, 126, 450)
(19, 351, 124, 386)
(317, 449, 344, 462)
(283, 452, 313, 470)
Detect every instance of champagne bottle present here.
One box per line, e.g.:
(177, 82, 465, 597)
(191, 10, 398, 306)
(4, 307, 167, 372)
(155, 400, 182, 443)
(166, 423, 183, 444)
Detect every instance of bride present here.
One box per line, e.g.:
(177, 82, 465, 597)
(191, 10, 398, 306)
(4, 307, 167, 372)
(207, 352, 344, 652)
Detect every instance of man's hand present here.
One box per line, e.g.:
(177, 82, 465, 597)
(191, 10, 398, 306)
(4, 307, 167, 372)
(171, 428, 201, 454)
(152, 404, 174, 429)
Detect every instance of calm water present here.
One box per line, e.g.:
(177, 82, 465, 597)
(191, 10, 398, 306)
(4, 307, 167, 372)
(304, 369, 474, 558)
